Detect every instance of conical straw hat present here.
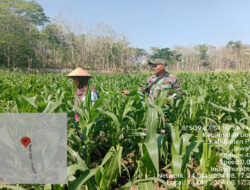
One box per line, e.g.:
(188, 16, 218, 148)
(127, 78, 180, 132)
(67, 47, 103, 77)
(66, 67, 92, 77)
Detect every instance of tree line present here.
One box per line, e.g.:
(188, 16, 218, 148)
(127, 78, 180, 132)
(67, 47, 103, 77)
(0, 0, 249, 72)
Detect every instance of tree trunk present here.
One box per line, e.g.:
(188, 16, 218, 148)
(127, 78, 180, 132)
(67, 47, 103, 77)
(7, 55, 11, 68)
(12, 52, 16, 68)
(28, 56, 32, 73)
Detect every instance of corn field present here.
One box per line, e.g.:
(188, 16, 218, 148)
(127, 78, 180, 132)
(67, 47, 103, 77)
(0, 70, 249, 190)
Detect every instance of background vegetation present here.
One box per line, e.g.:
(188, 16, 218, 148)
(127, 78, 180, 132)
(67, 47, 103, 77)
(0, 0, 249, 72)
(0, 71, 249, 189)
(0, 0, 249, 189)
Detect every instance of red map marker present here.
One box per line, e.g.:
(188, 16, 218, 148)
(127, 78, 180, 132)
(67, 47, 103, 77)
(21, 137, 31, 148)
(20, 136, 36, 174)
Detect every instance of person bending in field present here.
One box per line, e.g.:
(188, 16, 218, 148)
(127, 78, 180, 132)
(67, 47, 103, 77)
(66, 67, 99, 121)
(122, 58, 184, 123)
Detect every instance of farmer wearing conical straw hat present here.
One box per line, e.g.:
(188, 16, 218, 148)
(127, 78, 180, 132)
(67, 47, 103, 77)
(66, 67, 99, 121)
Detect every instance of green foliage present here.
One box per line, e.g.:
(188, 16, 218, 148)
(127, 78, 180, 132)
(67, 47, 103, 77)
(150, 47, 182, 65)
(0, 0, 48, 25)
(0, 70, 249, 189)
(0, 0, 48, 68)
(195, 44, 210, 67)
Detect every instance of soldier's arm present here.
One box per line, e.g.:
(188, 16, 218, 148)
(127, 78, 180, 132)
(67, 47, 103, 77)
(121, 90, 130, 95)
(122, 83, 148, 95)
(170, 78, 184, 100)
(160, 77, 184, 101)
(138, 84, 149, 95)
(138, 76, 154, 94)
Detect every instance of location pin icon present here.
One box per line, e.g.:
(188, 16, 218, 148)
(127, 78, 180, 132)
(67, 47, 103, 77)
(21, 136, 36, 174)
(21, 137, 31, 148)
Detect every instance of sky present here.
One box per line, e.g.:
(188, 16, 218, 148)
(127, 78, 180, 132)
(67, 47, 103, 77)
(36, 0, 250, 51)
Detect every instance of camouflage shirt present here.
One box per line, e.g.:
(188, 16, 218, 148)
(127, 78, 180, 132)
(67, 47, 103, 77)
(146, 72, 184, 99)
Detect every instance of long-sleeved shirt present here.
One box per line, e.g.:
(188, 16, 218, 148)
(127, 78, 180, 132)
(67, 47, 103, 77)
(146, 72, 184, 100)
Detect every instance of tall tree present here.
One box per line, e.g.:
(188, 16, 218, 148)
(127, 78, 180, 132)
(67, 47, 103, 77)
(196, 44, 210, 68)
(150, 47, 181, 65)
(0, 0, 48, 69)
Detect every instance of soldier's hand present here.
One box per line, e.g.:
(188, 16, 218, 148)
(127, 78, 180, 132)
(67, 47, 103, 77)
(121, 90, 130, 95)
(165, 99, 169, 105)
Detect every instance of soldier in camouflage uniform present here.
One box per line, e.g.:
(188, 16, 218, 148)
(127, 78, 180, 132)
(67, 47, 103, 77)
(146, 59, 184, 100)
(122, 58, 184, 123)
(122, 58, 183, 101)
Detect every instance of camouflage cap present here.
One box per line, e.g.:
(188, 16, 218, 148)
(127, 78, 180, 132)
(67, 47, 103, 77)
(148, 59, 167, 66)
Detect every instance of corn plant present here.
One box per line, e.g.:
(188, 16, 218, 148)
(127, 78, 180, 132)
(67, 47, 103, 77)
(0, 70, 249, 189)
